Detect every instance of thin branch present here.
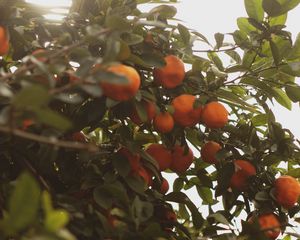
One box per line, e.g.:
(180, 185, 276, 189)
(0, 28, 111, 83)
(0, 125, 98, 152)
(193, 46, 238, 53)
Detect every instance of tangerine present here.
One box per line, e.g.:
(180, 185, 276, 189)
(160, 178, 169, 194)
(118, 147, 141, 173)
(170, 145, 194, 174)
(153, 111, 174, 133)
(171, 94, 202, 127)
(201, 101, 228, 128)
(249, 213, 281, 239)
(146, 144, 172, 171)
(130, 100, 156, 125)
(100, 64, 140, 101)
(0, 26, 9, 56)
(230, 160, 256, 191)
(201, 141, 222, 164)
(153, 55, 185, 89)
(274, 175, 300, 209)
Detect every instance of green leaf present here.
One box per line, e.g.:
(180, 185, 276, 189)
(7, 172, 40, 233)
(178, 24, 190, 45)
(140, 53, 166, 68)
(214, 33, 224, 49)
(269, 14, 287, 26)
(208, 52, 224, 71)
(45, 210, 69, 232)
(273, 87, 292, 109)
(33, 108, 72, 131)
(287, 168, 300, 177)
(270, 40, 281, 65)
(263, 0, 300, 17)
(242, 50, 257, 68)
(244, 0, 264, 21)
(285, 85, 300, 102)
(287, 33, 300, 60)
(105, 15, 130, 30)
(196, 186, 213, 205)
(208, 213, 231, 226)
(237, 17, 257, 34)
(165, 192, 204, 229)
(13, 85, 50, 109)
(263, 0, 284, 16)
(252, 114, 268, 126)
(149, 5, 177, 18)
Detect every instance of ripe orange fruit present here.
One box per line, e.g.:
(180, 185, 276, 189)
(171, 94, 202, 127)
(274, 175, 300, 209)
(201, 141, 222, 164)
(137, 167, 152, 186)
(160, 178, 169, 194)
(153, 111, 174, 133)
(100, 64, 141, 101)
(153, 55, 185, 89)
(146, 144, 172, 171)
(22, 119, 34, 130)
(32, 49, 48, 62)
(130, 101, 156, 125)
(70, 132, 86, 142)
(230, 160, 256, 191)
(249, 213, 281, 239)
(118, 147, 141, 173)
(0, 26, 9, 56)
(165, 209, 177, 223)
(201, 101, 228, 128)
(170, 145, 194, 174)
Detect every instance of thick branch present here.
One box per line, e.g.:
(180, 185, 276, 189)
(0, 125, 98, 152)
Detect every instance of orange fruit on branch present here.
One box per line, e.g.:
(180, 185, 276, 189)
(160, 178, 169, 194)
(171, 94, 202, 127)
(0, 26, 9, 56)
(170, 145, 194, 174)
(136, 166, 152, 187)
(201, 141, 221, 164)
(153, 111, 174, 133)
(153, 55, 185, 89)
(146, 144, 172, 171)
(249, 213, 281, 239)
(130, 100, 156, 125)
(274, 175, 300, 209)
(229, 160, 256, 191)
(100, 64, 141, 101)
(118, 147, 141, 173)
(201, 101, 228, 128)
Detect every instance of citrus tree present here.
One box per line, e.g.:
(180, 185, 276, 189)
(0, 0, 300, 239)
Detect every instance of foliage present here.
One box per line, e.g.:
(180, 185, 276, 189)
(0, 0, 300, 239)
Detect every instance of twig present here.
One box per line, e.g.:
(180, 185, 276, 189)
(0, 125, 98, 152)
(0, 28, 111, 83)
(193, 46, 238, 53)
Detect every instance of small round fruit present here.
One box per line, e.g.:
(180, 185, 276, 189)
(118, 147, 141, 173)
(130, 101, 156, 125)
(201, 101, 228, 128)
(249, 213, 281, 239)
(153, 55, 185, 89)
(137, 167, 151, 187)
(146, 144, 172, 171)
(170, 145, 194, 174)
(160, 178, 169, 194)
(100, 64, 141, 101)
(201, 141, 222, 164)
(153, 111, 174, 133)
(274, 175, 300, 209)
(172, 94, 202, 127)
(230, 160, 256, 191)
(71, 132, 86, 142)
(0, 26, 9, 56)
(22, 119, 34, 130)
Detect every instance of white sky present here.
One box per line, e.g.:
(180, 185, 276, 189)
(26, 0, 300, 235)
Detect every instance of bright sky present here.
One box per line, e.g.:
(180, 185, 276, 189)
(25, 0, 300, 235)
